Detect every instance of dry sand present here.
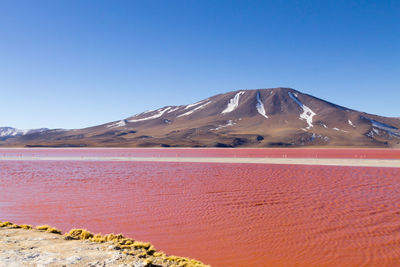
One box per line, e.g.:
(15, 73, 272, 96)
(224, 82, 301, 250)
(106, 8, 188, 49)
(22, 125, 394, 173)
(0, 156, 399, 168)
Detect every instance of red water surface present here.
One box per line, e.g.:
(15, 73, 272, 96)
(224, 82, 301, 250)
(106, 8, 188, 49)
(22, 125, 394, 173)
(0, 147, 399, 159)
(1, 150, 400, 266)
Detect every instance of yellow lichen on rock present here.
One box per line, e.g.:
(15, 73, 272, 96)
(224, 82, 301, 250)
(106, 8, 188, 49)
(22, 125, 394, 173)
(0, 221, 13, 227)
(64, 229, 93, 240)
(36, 225, 51, 231)
(105, 233, 125, 242)
(91, 233, 107, 243)
(46, 227, 62, 234)
(36, 225, 62, 234)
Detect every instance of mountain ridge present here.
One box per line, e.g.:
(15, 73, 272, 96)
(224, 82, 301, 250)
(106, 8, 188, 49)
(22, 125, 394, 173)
(2, 88, 400, 148)
(0, 127, 49, 141)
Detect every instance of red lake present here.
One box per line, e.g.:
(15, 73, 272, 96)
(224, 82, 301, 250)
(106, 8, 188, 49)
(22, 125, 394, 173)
(1, 148, 400, 266)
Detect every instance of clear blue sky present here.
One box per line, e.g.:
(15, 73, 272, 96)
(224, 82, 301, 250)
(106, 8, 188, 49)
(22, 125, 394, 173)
(1, 0, 399, 129)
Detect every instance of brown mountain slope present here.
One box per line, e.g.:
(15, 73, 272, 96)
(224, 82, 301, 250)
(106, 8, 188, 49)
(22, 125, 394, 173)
(2, 88, 400, 148)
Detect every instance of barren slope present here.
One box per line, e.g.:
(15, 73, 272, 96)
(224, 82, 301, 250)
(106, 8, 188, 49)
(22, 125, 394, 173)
(2, 88, 399, 147)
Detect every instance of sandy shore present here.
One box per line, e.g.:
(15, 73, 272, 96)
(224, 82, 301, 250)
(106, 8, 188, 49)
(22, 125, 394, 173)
(0, 225, 209, 267)
(0, 156, 399, 168)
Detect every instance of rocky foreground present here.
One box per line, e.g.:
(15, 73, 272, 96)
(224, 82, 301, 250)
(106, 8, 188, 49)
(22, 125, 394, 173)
(0, 222, 209, 267)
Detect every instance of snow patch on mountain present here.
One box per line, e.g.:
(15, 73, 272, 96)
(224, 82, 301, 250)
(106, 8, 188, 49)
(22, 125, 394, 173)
(367, 128, 380, 137)
(185, 99, 208, 110)
(308, 133, 330, 143)
(361, 116, 400, 138)
(129, 107, 171, 122)
(177, 101, 212, 118)
(0, 128, 25, 137)
(0, 127, 48, 138)
(222, 91, 245, 114)
(348, 120, 355, 127)
(333, 127, 348, 133)
(211, 120, 235, 131)
(167, 107, 180, 113)
(288, 92, 316, 129)
(256, 91, 268, 119)
(140, 109, 156, 115)
(107, 120, 126, 128)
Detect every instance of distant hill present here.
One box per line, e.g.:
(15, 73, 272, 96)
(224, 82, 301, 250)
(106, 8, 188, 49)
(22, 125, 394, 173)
(2, 88, 400, 148)
(0, 127, 48, 141)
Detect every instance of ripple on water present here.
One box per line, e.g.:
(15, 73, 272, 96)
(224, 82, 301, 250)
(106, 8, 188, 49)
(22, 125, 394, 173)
(1, 151, 400, 267)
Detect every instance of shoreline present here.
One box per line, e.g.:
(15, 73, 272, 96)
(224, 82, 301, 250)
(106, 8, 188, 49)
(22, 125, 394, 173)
(1, 156, 399, 168)
(1, 146, 399, 150)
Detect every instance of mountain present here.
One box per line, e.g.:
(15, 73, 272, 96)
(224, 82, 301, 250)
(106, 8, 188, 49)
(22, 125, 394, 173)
(0, 127, 48, 141)
(2, 88, 400, 148)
